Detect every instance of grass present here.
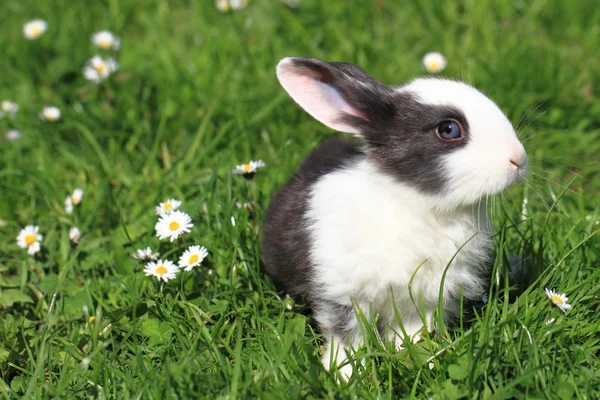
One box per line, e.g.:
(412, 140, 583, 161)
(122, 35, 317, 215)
(1, 0, 599, 398)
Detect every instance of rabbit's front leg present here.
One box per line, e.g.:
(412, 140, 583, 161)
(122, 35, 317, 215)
(316, 300, 365, 380)
(384, 309, 435, 349)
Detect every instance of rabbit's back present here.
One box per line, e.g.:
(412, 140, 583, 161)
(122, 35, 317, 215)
(261, 138, 363, 297)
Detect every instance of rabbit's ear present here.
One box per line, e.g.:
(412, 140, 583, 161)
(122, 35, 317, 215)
(276, 57, 395, 134)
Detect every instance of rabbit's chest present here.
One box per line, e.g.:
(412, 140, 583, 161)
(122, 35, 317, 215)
(307, 163, 491, 304)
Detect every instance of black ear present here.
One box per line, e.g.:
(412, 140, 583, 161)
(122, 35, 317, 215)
(276, 57, 396, 134)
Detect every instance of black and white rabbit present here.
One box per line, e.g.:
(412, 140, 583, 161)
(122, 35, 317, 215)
(262, 57, 527, 378)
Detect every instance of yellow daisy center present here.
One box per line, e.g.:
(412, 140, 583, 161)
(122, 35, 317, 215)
(24, 234, 37, 246)
(99, 38, 111, 49)
(217, 0, 230, 11)
(72, 195, 80, 205)
(188, 254, 199, 264)
(163, 203, 173, 211)
(169, 221, 180, 231)
(427, 61, 441, 72)
(242, 164, 252, 172)
(31, 26, 41, 37)
(89, 316, 95, 323)
(156, 265, 168, 275)
(95, 63, 107, 74)
(551, 295, 563, 304)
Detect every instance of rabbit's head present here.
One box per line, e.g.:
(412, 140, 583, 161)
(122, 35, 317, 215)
(276, 57, 527, 211)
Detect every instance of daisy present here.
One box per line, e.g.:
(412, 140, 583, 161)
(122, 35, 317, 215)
(232, 160, 265, 177)
(178, 245, 208, 271)
(155, 198, 182, 215)
(69, 226, 81, 243)
(216, 0, 230, 12)
(40, 106, 61, 121)
(544, 288, 572, 312)
(83, 56, 118, 83)
(144, 259, 179, 282)
(230, 0, 249, 10)
(155, 210, 193, 242)
(91, 30, 121, 50)
(235, 201, 254, 212)
(71, 188, 84, 205)
(23, 19, 48, 40)
(132, 247, 159, 261)
(16, 225, 43, 255)
(1, 101, 19, 118)
(64, 197, 73, 214)
(6, 130, 22, 141)
(422, 52, 447, 74)
(65, 188, 83, 214)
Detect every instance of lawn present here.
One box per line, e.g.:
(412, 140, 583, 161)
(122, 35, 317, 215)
(1, 0, 599, 398)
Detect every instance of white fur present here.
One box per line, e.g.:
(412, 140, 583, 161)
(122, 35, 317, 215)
(308, 160, 492, 375)
(399, 79, 527, 209)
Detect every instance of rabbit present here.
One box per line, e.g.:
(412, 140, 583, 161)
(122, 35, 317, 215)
(261, 57, 527, 379)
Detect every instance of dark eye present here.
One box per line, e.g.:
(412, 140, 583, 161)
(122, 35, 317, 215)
(436, 120, 462, 141)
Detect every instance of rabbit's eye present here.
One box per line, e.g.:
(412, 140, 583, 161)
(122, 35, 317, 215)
(436, 120, 462, 141)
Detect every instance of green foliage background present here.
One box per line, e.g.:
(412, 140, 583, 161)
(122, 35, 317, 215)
(0, 0, 599, 398)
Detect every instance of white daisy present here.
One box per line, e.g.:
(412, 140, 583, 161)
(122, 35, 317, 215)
(422, 52, 447, 74)
(144, 259, 179, 282)
(178, 245, 208, 271)
(40, 106, 61, 121)
(132, 247, 160, 261)
(231, 216, 236, 226)
(64, 197, 74, 214)
(1, 101, 19, 118)
(72, 188, 84, 205)
(155, 210, 193, 242)
(544, 288, 572, 312)
(91, 30, 121, 50)
(69, 226, 81, 243)
(16, 225, 43, 255)
(23, 19, 48, 40)
(232, 160, 265, 176)
(155, 198, 182, 215)
(230, 0, 249, 10)
(6, 130, 22, 141)
(83, 56, 118, 83)
(216, 0, 230, 12)
(235, 201, 254, 212)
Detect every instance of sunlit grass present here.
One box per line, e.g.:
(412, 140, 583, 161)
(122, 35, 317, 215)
(0, 0, 598, 398)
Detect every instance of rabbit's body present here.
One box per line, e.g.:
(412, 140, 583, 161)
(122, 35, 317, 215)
(262, 57, 527, 378)
(308, 155, 491, 322)
(264, 138, 491, 374)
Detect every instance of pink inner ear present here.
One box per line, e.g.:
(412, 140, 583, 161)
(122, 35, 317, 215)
(277, 61, 364, 134)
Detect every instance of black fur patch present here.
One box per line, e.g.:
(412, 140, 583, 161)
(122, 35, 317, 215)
(313, 300, 356, 344)
(363, 93, 470, 194)
(284, 57, 470, 194)
(261, 138, 364, 297)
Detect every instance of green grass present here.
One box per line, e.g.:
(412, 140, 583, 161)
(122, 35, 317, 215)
(1, 0, 599, 398)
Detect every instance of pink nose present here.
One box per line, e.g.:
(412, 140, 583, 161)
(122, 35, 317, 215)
(508, 144, 527, 169)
